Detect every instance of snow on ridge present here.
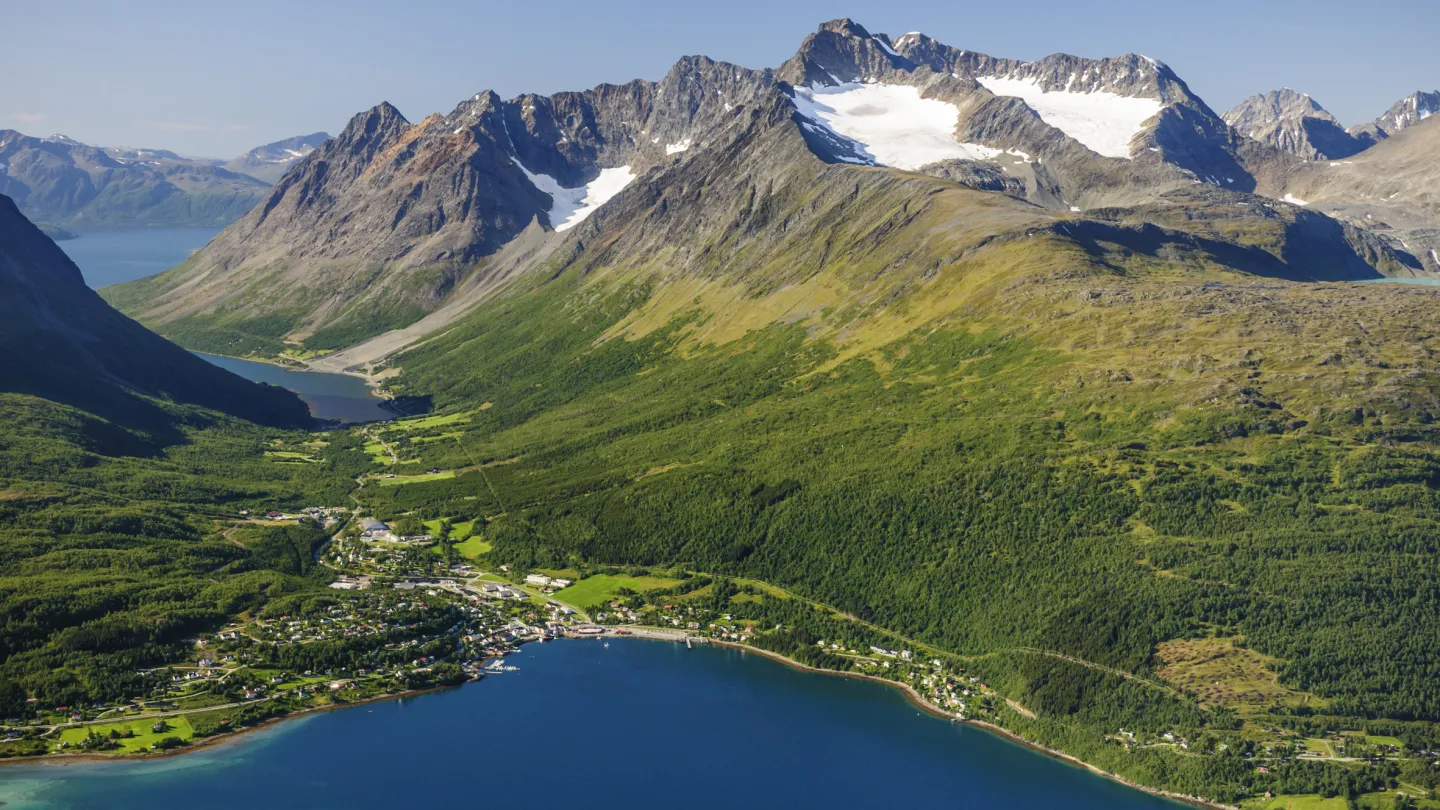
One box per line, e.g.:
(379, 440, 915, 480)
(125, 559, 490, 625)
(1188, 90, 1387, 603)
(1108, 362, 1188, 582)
(975, 75, 1162, 159)
(872, 36, 900, 58)
(791, 82, 999, 170)
(512, 159, 636, 231)
(665, 139, 692, 155)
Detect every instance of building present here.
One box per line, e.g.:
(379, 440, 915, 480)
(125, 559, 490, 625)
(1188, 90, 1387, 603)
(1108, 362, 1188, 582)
(359, 518, 388, 534)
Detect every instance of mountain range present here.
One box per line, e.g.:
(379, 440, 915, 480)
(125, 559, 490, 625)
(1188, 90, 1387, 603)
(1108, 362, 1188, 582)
(103, 19, 1436, 361)
(0, 129, 330, 230)
(8, 20, 1440, 807)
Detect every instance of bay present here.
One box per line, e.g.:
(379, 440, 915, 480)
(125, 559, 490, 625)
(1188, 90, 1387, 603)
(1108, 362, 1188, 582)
(0, 639, 1185, 810)
(54, 227, 221, 289)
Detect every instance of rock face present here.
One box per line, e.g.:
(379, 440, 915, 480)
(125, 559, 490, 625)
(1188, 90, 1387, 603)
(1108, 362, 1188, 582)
(0, 193, 310, 429)
(0, 130, 270, 227)
(223, 132, 332, 184)
(1223, 89, 1365, 160)
(1350, 90, 1440, 146)
(1278, 116, 1440, 272)
(107, 19, 1425, 359)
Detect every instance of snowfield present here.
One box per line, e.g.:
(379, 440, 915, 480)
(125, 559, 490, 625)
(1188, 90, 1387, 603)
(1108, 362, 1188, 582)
(975, 76, 1163, 159)
(513, 160, 636, 231)
(791, 82, 1000, 170)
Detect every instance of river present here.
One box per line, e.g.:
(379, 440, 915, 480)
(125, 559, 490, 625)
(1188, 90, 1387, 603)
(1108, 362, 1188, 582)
(0, 639, 1185, 810)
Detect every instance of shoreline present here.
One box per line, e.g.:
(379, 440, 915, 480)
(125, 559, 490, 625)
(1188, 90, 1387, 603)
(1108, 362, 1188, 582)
(1, 633, 1232, 809)
(706, 639, 1236, 810)
(0, 686, 446, 770)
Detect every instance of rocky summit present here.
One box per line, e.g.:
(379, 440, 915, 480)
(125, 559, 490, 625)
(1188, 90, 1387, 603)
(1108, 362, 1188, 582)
(1223, 88, 1365, 161)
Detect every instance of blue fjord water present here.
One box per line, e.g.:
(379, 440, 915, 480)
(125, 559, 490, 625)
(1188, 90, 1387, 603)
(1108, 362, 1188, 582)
(194, 353, 393, 424)
(0, 640, 1184, 810)
(56, 226, 222, 290)
(54, 227, 392, 423)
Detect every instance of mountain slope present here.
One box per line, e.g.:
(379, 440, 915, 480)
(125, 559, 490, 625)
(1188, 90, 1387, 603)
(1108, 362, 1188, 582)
(0, 192, 310, 432)
(0, 131, 270, 228)
(1222, 88, 1365, 160)
(223, 132, 332, 184)
(1276, 116, 1440, 271)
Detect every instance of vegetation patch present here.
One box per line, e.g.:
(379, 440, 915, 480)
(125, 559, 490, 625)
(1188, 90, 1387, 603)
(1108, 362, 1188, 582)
(1156, 636, 1321, 714)
(552, 574, 684, 609)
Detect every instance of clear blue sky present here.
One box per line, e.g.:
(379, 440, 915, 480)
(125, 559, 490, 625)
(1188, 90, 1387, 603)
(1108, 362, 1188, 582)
(2, 0, 1436, 158)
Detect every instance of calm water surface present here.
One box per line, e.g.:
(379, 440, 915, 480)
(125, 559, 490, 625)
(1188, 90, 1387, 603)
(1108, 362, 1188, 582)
(196, 353, 392, 424)
(56, 227, 221, 289)
(48, 226, 389, 424)
(0, 640, 1184, 810)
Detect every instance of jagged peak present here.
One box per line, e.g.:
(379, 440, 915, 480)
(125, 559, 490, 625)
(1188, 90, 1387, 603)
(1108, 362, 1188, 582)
(339, 102, 411, 140)
(816, 18, 871, 38)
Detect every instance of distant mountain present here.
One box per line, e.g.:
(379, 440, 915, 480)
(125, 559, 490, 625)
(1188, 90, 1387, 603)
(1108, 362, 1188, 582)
(224, 132, 332, 184)
(1350, 90, 1440, 146)
(1277, 115, 1440, 272)
(0, 191, 310, 430)
(0, 130, 270, 228)
(1223, 88, 1365, 160)
(108, 19, 1416, 361)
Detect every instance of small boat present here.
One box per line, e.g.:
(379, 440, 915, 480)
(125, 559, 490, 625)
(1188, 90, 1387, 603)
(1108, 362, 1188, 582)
(603, 641, 609, 648)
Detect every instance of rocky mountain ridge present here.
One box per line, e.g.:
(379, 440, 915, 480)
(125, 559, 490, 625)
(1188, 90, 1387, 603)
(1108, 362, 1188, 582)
(1351, 90, 1440, 146)
(106, 19, 1432, 361)
(222, 132, 332, 184)
(1222, 88, 1365, 161)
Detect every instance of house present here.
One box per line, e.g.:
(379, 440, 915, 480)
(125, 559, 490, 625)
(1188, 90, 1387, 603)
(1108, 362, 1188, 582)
(550, 578, 573, 589)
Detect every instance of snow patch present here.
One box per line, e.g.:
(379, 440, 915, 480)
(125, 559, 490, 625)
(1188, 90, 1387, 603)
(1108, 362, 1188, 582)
(512, 160, 636, 232)
(1282, 193, 1309, 206)
(872, 36, 900, 58)
(975, 75, 1163, 159)
(1431, 250, 1440, 265)
(665, 139, 692, 155)
(791, 82, 998, 170)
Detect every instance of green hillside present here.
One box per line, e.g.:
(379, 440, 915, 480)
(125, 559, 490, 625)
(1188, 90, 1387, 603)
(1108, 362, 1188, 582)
(336, 211, 1440, 802)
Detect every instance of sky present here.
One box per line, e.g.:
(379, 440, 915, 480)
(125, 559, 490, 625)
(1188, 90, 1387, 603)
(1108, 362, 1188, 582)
(2, 0, 1436, 158)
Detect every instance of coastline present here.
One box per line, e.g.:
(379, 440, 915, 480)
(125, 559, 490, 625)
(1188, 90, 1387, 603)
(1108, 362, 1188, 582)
(707, 639, 1237, 810)
(1, 633, 1233, 809)
(0, 686, 446, 770)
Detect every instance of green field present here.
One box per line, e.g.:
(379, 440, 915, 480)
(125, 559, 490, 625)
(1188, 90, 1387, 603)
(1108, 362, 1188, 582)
(376, 470, 455, 487)
(423, 518, 475, 537)
(452, 535, 491, 560)
(265, 450, 320, 464)
(390, 411, 475, 431)
(58, 716, 196, 754)
(552, 574, 683, 608)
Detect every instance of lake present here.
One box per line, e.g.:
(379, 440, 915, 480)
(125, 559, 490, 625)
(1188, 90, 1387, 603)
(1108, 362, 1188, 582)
(0, 639, 1184, 810)
(55, 227, 222, 289)
(197, 353, 393, 424)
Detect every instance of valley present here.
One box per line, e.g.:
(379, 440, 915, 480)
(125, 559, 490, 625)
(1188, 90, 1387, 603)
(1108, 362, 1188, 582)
(3, 12, 1440, 810)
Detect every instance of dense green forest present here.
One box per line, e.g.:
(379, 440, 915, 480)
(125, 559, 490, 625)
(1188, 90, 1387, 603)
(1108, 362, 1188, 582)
(0, 392, 356, 714)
